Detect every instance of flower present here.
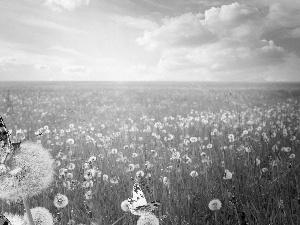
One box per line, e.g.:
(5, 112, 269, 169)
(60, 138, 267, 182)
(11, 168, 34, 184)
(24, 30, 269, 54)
(125, 164, 135, 172)
(223, 169, 233, 180)
(190, 171, 198, 177)
(4, 213, 25, 225)
(0, 141, 55, 202)
(85, 190, 93, 200)
(137, 213, 159, 225)
(103, 174, 109, 182)
(289, 153, 295, 159)
(136, 170, 145, 178)
(66, 138, 74, 145)
(24, 207, 54, 225)
(53, 193, 69, 208)
(88, 156, 97, 162)
(121, 200, 130, 212)
(208, 199, 222, 211)
(111, 148, 118, 154)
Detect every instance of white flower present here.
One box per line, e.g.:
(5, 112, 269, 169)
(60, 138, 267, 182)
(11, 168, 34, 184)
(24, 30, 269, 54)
(4, 213, 25, 225)
(24, 207, 54, 225)
(0, 141, 55, 202)
(53, 193, 68, 208)
(120, 200, 130, 212)
(208, 199, 222, 211)
(137, 213, 159, 225)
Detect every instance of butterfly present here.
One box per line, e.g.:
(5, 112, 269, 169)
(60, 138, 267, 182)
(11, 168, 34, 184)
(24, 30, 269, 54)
(127, 183, 161, 216)
(0, 117, 21, 176)
(0, 214, 11, 225)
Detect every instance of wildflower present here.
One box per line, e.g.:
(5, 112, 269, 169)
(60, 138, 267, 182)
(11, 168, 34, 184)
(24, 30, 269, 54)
(66, 138, 74, 145)
(145, 161, 153, 169)
(88, 156, 97, 162)
(132, 153, 139, 158)
(85, 190, 93, 200)
(4, 213, 25, 225)
(110, 176, 119, 184)
(190, 137, 197, 143)
(162, 177, 170, 187)
(208, 199, 222, 211)
(228, 134, 234, 142)
(67, 163, 75, 170)
(103, 174, 109, 182)
(111, 148, 118, 154)
(137, 213, 159, 225)
(54, 160, 61, 167)
(84, 169, 96, 180)
(69, 124, 74, 129)
(0, 141, 55, 202)
(121, 200, 130, 212)
(150, 150, 158, 157)
(136, 170, 145, 178)
(190, 171, 198, 177)
(24, 207, 54, 225)
(255, 158, 261, 166)
(134, 164, 140, 169)
(53, 193, 68, 208)
(125, 164, 135, 172)
(66, 173, 73, 179)
(289, 154, 295, 159)
(223, 169, 233, 180)
(207, 143, 213, 149)
(262, 168, 268, 172)
(171, 151, 180, 160)
(182, 155, 192, 164)
(281, 147, 292, 152)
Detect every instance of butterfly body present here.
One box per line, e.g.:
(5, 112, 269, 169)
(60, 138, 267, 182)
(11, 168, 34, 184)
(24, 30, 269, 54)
(127, 183, 161, 216)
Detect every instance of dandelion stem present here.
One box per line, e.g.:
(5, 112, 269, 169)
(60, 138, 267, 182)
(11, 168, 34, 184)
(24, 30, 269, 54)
(111, 214, 126, 225)
(23, 197, 34, 225)
(214, 211, 218, 224)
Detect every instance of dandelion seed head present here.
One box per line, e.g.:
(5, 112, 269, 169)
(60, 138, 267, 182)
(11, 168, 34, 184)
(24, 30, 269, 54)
(53, 193, 69, 208)
(208, 199, 222, 211)
(24, 207, 54, 225)
(137, 213, 159, 225)
(0, 141, 55, 202)
(4, 212, 25, 225)
(121, 200, 130, 212)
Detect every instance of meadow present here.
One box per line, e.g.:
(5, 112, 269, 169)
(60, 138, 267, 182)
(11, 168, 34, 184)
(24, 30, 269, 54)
(0, 81, 300, 225)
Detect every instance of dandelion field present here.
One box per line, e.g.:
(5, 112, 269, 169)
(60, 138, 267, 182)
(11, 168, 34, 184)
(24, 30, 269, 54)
(1, 81, 300, 225)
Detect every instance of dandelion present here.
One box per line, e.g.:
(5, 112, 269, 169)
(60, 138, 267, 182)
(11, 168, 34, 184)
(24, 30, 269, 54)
(54, 160, 61, 167)
(84, 169, 96, 180)
(23, 207, 54, 225)
(85, 190, 93, 200)
(134, 164, 140, 169)
(262, 168, 268, 172)
(111, 148, 118, 154)
(3, 213, 25, 225)
(255, 158, 261, 166)
(132, 153, 139, 158)
(0, 141, 55, 202)
(66, 138, 74, 145)
(137, 213, 159, 225)
(289, 154, 295, 159)
(67, 163, 75, 170)
(53, 193, 68, 208)
(136, 170, 145, 178)
(208, 199, 222, 211)
(207, 143, 213, 149)
(223, 169, 233, 180)
(103, 174, 109, 182)
(110, 176, 119, 184)
(190, 171, 198, 177)
(190, 137, 197, 143)
(150, 150, 158, 157)
(121, 200, 130, 212)
(228, 134, 234, 142)
(88, 156, 97, 162)
(125, 164, 135, 172)
(66, 173, 73, 179)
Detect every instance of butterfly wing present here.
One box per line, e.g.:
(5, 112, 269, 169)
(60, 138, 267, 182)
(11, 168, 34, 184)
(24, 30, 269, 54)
(0, 214, 12, 225)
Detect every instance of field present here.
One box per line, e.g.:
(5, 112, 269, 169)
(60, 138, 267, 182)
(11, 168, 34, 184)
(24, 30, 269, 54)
(0, 81, 300, 225)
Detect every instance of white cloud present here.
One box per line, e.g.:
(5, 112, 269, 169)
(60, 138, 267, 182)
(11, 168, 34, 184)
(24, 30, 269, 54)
(44, 0, 90, 11)
(62, 65, 88, 74)
(136, 2, 292, 80)
(113, 15, 159, 31)
(35, 64, 50, 70)
(51, 46, 83, 56)
(0, 56, 18, 66)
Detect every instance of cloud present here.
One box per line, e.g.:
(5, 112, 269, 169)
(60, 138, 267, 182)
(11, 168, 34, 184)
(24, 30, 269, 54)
(44, 0, 90, 11)
(0, 56, 18, 66)
(137, 13, 217, 50)
(113, 15, 159, 30)
(35, 64, 50, 70)
(51, 46, 83, 56)
(136, 2, 293, 80)
(62, 65, 88, 74)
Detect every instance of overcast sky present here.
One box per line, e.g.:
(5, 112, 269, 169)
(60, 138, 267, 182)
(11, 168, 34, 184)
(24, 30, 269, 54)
(0, 0, 299, 81)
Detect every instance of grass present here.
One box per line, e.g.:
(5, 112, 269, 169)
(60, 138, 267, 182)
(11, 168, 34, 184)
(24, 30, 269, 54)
(0, 81, 300, 225)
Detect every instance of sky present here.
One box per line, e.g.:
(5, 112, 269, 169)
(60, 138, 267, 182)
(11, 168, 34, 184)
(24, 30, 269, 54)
(0, 0, 300, 81)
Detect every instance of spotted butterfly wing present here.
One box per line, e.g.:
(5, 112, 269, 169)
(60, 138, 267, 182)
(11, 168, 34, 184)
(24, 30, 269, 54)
(0, 117, 21, 177)
(0, 214, 12, 225)
(127, 183, 161, 215)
